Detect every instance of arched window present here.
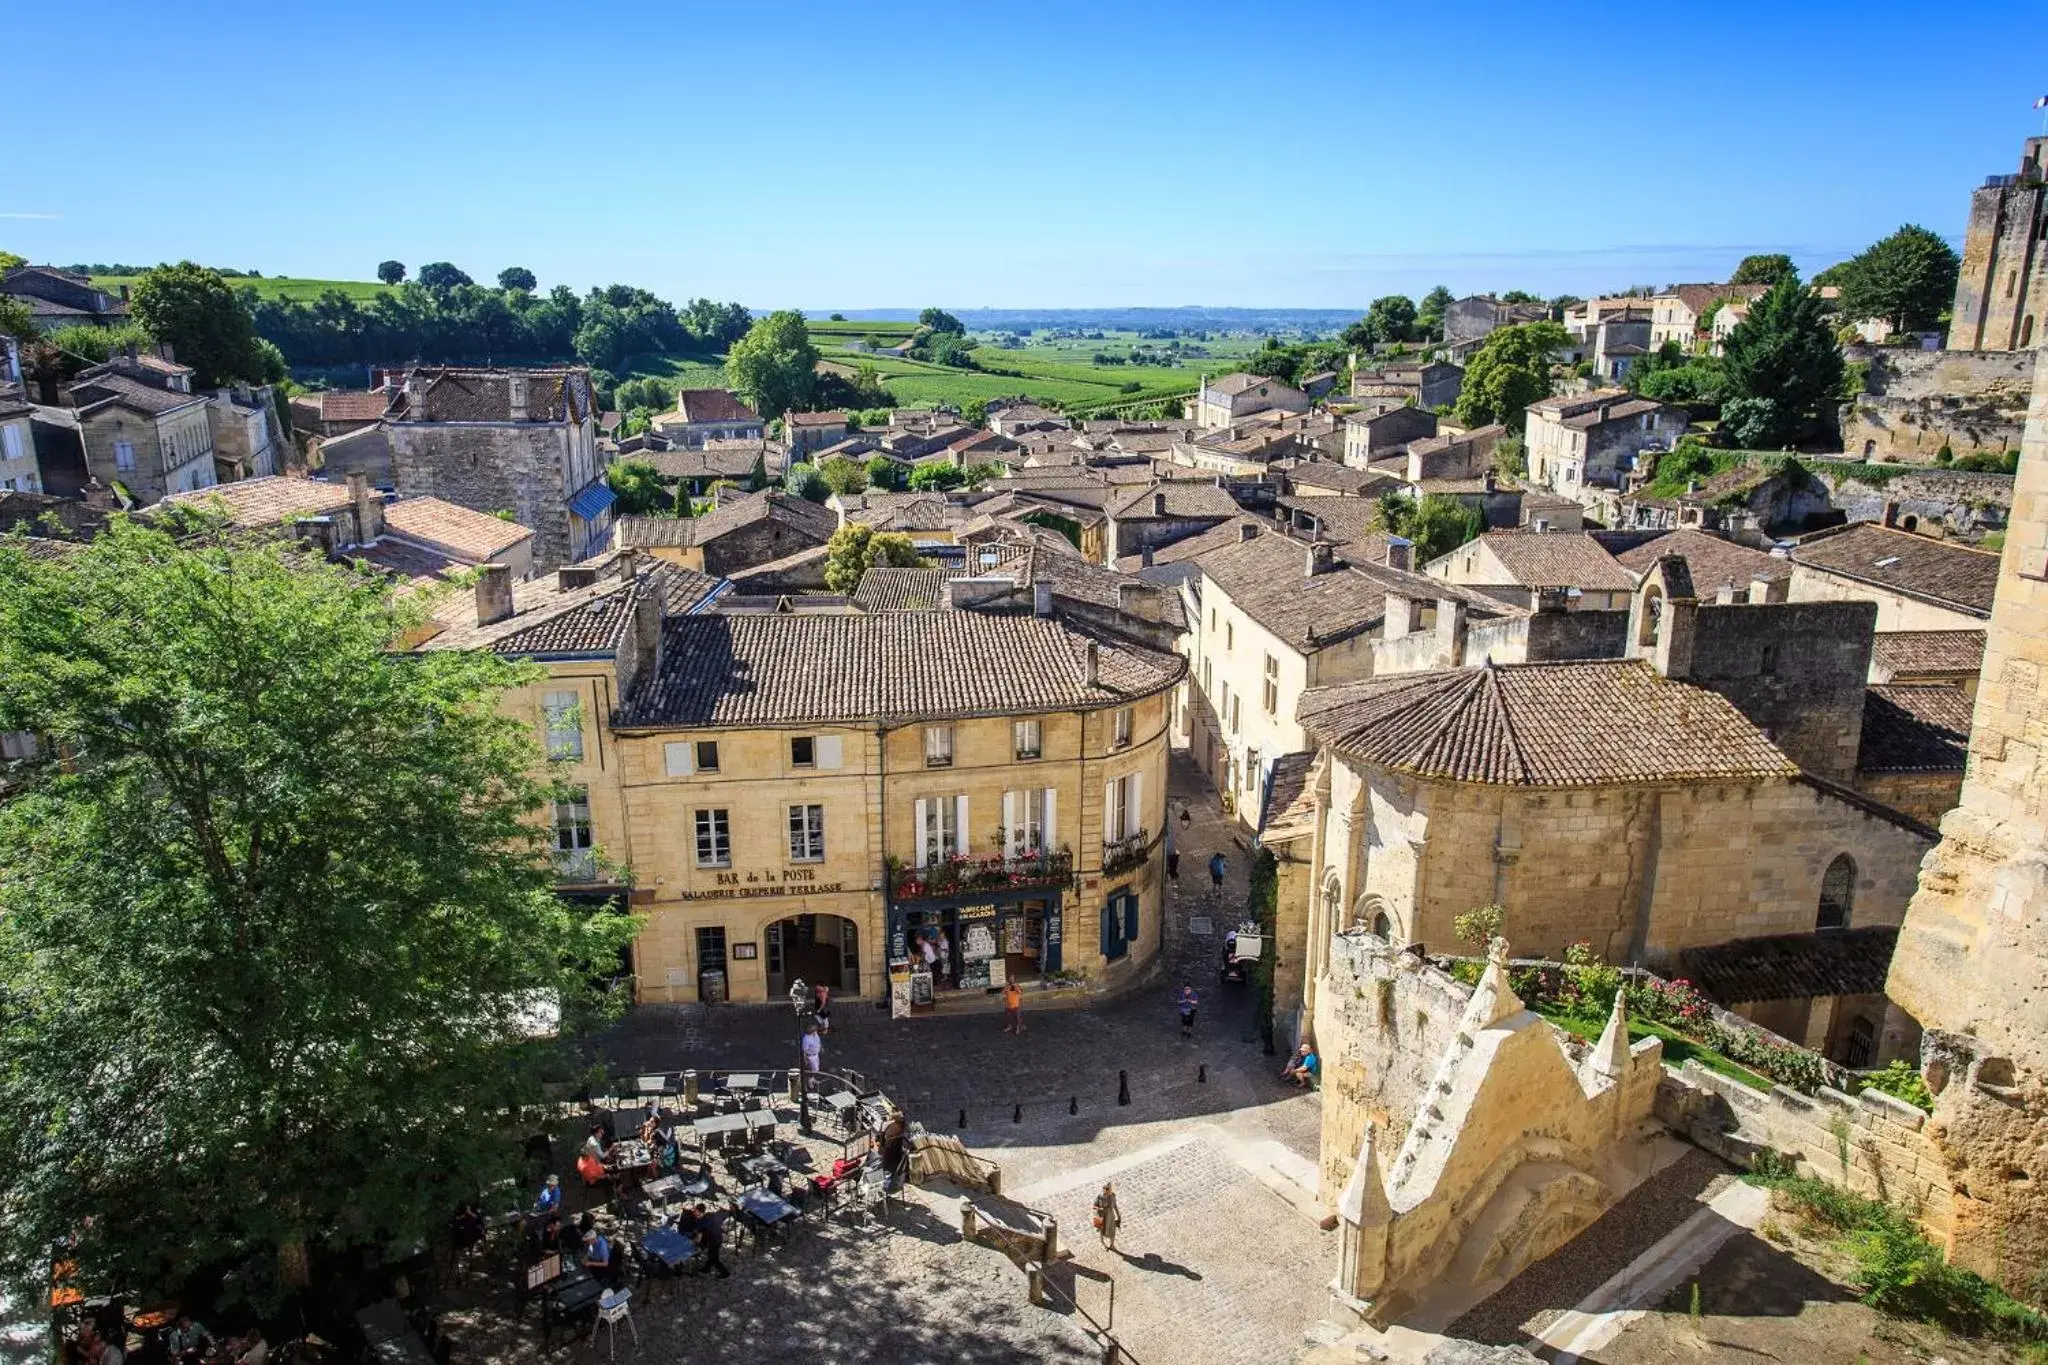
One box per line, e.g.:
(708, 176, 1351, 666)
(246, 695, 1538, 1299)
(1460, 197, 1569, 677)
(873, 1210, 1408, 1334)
(1321, 873, 1342, 934)
(1637, 586, 1663, 648)
(1817, 854, 1854, 930)
(1354, 894, 1393, 940)
(1862, 439, 1876, 457)
(2021, 315, 2035, 349)
(1371, 911, 1393, 938)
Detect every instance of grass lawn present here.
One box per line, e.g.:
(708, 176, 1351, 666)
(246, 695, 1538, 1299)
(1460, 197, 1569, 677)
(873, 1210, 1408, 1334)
(93, 274, 394, 303)
(1536, 1002, 1772, 1092)
(617, 349, 729, 390)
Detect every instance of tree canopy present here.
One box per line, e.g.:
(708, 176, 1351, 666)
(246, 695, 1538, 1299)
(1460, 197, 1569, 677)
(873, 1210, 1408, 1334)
(726, 310, 820, 421)
(1453, 322, 1568, 432)
(129, 262, 267, 389)
(782, 462, 828, 503)
(1828, 224, 1960, 336)
(1718, 274, 1844, 448)
(497, 266, 537, 292)
(607, 457, 673, 515)
(918, 307, 965, 335)
(863, 455, 907, 491)
(376, 260, 406, 284)
(416, 261, 474, 292)
(822, 523, 923, 593)
(1416, 286, 1454, 341)
(1373, 491, 1483, 564)
(1342, 296, 1419, 351)
(1730, 253, 1797, 287)
(817, 454, 867, 495)
(0, 518, 635, 1308)
(907, 463, 966, 492)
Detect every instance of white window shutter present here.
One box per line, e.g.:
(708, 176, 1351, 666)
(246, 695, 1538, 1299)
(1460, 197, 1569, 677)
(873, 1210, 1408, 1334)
(955, 795, 969, 858)
(816, 734, 843, 769)
(664, 741, 693, 776)
(1002, 791, 1018, 860)
(1104, 780, 1116, 843)
(914, 798, 931, 868)
(1132, 771, 1145, 838)
(1044, 787, 1057, 852)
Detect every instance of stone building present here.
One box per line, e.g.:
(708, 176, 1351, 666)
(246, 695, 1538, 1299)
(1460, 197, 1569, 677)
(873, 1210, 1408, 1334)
(1885, 352, 2048, 1294)
(1524, 390, 1684, 501)
(651, 389, 764, 448)
(1422, 529, 1636, 611)
(206, 385, 285, 482)
(65, 358, 217, 503)
(608, 595, 1181, 1009)
(783, 409, 849, 457)
(1838, 346, 2034, 462)
(0, 266, 132, 329)
(383, 366, 609, 571)
(1867, 628, 1985, 693)
(1340, 403, 1437, 466)
(1101, 482, 1241, 566)
(1193, 373, 1309, 430)
(1646, 283, 1769, 353)
(0, 386, 39, 493)
(616, 491, 837, 577)
(1947, 135, 2048, 353)
(1441, 296, 1549, 349)
(1349, 358, 1462, 411)
(1788, 519, 1999, 630)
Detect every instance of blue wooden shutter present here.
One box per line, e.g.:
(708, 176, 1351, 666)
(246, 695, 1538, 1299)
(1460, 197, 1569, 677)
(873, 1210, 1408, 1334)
(1100, 901, 1115, 958)
(1123, 892, 1139, 945)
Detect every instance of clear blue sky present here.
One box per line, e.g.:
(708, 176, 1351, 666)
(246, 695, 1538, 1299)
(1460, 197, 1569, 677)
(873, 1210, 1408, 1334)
(7, 0, 2043, 309)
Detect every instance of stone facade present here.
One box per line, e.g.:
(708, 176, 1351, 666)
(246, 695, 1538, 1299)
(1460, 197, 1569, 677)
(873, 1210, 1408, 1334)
(1885, 347, 2048, 1294)
(1948, 136, 2048, 353)
(1838, 346, 2035, 463)
(79, 396, 216, 503)
(1823, 467, 2013, 542)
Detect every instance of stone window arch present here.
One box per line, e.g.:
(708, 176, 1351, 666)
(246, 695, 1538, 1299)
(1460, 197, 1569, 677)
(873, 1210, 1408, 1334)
(2022, 315, 2035, 349)
(1637, 585, 1664, 648)
(1817, 853, 1854, 930)
(1354, 893, 1394, 940)
(1321, 872, 1342, 934)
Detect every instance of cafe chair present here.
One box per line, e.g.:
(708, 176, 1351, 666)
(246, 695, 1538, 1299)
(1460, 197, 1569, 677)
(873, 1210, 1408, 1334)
(589, 1288, 638, 1362)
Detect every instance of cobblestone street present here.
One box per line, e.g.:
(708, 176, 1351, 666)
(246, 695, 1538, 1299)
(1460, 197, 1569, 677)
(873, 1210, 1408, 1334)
(592, 751, 1338, 1364)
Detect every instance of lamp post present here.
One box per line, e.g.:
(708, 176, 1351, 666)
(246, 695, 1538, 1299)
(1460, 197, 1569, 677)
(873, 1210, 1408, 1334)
(790, 977, 814, 1136)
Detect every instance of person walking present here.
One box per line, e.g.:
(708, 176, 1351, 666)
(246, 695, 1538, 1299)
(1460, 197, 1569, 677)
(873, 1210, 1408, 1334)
(811, 981, 833, 1034)
(1093, 1182, 1122, 1251)
(690, 1204, 732, 1278)
(800, 1022, 823, 1089)
(1165, 823, 1179, 882)
(1208, 850, 1227, 892)
(1176, 982, 1200, 1040)
(1002, 977, 1025, 1034)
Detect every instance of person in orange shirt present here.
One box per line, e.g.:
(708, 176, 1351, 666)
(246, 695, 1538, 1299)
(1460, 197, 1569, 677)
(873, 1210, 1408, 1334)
(1003, 978, 1025, 1034)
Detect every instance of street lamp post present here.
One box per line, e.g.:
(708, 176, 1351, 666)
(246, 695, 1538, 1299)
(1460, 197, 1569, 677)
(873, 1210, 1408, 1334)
(790, 977, 814, 1135)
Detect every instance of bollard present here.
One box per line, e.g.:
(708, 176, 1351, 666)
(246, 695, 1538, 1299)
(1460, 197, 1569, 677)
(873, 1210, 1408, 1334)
(682, 1070, 699, 1105)
(958, 1107, 968, 1129)
(1197, 1063, 1207, 1084)
(988, 1166, 1002, 1197)
(1043, 1215, 1060, 1263)
(1013, 1104, 1022, 1124)
(1069, 1095, 1078, 1115)
(1117, 1071, 1130, 1106)
(787, 1071, 802, 1102)
(1101, 1335, 1120, 1365)
(960, 1196, 978, 1241)
(1026, 1261, 1047, 1307)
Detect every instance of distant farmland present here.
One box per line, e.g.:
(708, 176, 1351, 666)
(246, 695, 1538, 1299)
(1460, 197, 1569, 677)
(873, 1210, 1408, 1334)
(91, 275, 394, 303)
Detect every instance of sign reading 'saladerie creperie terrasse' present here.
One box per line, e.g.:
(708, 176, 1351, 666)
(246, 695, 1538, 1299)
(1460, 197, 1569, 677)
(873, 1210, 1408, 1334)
(679, 868, 847, 900)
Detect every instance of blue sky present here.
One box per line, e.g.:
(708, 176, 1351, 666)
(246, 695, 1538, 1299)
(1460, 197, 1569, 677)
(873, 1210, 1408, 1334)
(6, 0, 2043, 309)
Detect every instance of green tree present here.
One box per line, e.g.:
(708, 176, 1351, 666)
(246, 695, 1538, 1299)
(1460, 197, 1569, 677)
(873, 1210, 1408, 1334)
(0, 249, 26, 271)
(725, 310, 820, 421)
(1730, 253, 1797, 287)
(822, 523, 922, 593)
(0, 296, 39, 345)
(923, 331, 975, 368)
(1417, 285, 1455, 341)
(0, 518, 634, 1306)
(417, 261, 473, 292)
(864, 456, 907, 491)
(497, 266, 537, 292)
(129, 261, 265, 388)
(376, 260, 406, 285)
(1453, 322, 1568, 432)
(907, 463, 966, 492)
(782, 462, 828, 503)
(1343, 295, 1419, 350)
(918, 307, 965, 335)
(817, 454, 867, 496)
(607, 458, 673, 515)
(1830, 224, 1960, 336)
(1719, 275, 1844, 448)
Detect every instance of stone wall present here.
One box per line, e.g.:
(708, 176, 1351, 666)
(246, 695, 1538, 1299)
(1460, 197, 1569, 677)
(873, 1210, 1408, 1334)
(1678, 598, 1876, 782)
(1849, 769, 1963, 830)
(388, 422, 576, 569)
(700, 515, 832, 577)
(1839, 347, 2035, 463)
(1823, 469, 2013, 541)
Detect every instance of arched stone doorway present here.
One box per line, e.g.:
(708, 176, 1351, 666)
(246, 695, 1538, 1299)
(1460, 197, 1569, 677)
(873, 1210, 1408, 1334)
(766, 913, 861, 998)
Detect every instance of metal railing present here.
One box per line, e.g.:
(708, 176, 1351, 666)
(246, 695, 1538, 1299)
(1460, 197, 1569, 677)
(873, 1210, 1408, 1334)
(1101, 830, 1151, 878)
(886, 848, 1075, 900)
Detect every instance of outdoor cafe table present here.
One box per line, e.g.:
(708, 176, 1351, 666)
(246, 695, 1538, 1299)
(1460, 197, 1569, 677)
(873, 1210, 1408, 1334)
(723, 1073, 762, 1094)
(641, 1228, 697, 1269)
(735, 1152, 787, 1193)
(641, 1174, 683, 1205)
(606, 1140, 654, 1175)
(545, 1266, 604, 1322)
(736, 1186, 799, 1246)
(693, 1112, 748, 1149)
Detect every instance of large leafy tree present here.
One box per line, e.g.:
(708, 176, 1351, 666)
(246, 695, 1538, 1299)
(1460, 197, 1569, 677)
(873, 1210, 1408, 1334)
(1372, 491, 1482, 563)
(918, 307, 964, 335)
(1830, 224, 1960, 336)
(416, 261, 473, 292)
(607, 457, 673, 514)
(497, 266, 537, 292)
(1730, 253, 1796, 287)
(1416, 285, 1454, 341)
(864, 456, 907, 491)
(129, 262, 266, 388)
(1342, 296, 1418, 351)
(1453, 322, 1568, 432)
(1719, 274, 1844, 448)
(0, 519, 636, 1307)
(376, 260, 406, 285)
(726, 310, 820, 420)
(822, 523, 922, 593)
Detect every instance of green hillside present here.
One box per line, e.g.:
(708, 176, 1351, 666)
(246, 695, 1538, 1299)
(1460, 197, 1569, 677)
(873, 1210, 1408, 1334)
(91, 275, 393, 303)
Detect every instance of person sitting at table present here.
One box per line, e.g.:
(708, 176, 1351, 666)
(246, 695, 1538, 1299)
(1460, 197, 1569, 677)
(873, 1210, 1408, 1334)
(450, 1201, 487, 1265)
(580, 1124, 610, 1160)
(532, 1173, 562, 1216)
(581, 1223, 620, 1288)
(165, 1316, 211, 1365)
(575, 1146, 609, 1189)
(533, 1212, 570, 1257)
(635, 1109, 663, 1146)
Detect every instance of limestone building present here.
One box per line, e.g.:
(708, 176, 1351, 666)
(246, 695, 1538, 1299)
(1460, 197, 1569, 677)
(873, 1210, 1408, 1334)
(1422, 529, 1636, 612)
(1524, 390, 1685, 501)
(1885, 350, 2048, 1292)
(1948, 135, 2048, 353)
(1193, 373, 1309, 430)
(1787, 520, 1999, 630)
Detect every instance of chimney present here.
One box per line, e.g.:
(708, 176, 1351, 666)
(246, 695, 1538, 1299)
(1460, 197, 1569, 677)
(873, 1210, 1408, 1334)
(1115, 580, 1163, 623)
(1715, 581, 1740, 604)
(1483, 469, 1496, 493)
(345, 470, 382, 546)
(1881, 500, 1901, 529)
(1306, 540, 1335, 577)
(1751, 574, 1789, 604)
(1032, 581, 1053, 615)
(1534, 586, 1571, 614)
(1598, 403, 1612, 423)
(1435, 596, 1468, 660)
(618, 546, 639, 582)
(1083, 641, 1099, 686)
(475, 563, 515, 626)
(293, 516, 338, 559)
(557, 565, 599, 590)
(1151, 491, 1167, 516)
(508, 374, 528, 422)
(1238, 522, 1258, 543)
(1384, 536, 1413, 572)
(1382, 591, 1418, 640)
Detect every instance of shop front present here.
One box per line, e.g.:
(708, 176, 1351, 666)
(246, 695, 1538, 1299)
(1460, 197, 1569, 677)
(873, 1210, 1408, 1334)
(886, 889, 1065, 1016)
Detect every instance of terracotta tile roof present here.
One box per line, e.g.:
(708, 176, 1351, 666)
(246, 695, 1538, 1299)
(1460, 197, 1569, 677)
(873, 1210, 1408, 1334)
(840, 491, 971, 533)
(68, 370, 206, 417)
(156, 475, 354, 529)
(1678, 925, 1899, 1005)
(390, 367, 593, 424)
(617, 612, 1186, 728)
(852, 567, 951, 612)
(1791, 523, 1999, 618)
(1611, 530, 1787, 590)
(787, 410, 849, 427)
(1286, 462, 1401, 497)
(1869, 629, 1986, 677)
(1112, 516, 1268, 571)
(1105, 482, 1242, 520)
(673, 389, 760, 424)
(617, 492, 837, 551)
(320, 390, 393, 422)
(635, 443, 765, 481)
(1205, 373, 1302, 400)
(1270, 497, 1395, 561)
(421, 559, 719, 655)
(1858, 684, 1972, 773)
(1259, 751, 1322, 843)
(382, 496, 534, 561)
(1010, 542, 1188, 631)
(1656, 283, 1771, 319)
(1200, 531, 1502, 651)
(1298, 659, 1798, 786)
(1441, 530, 1635, 592)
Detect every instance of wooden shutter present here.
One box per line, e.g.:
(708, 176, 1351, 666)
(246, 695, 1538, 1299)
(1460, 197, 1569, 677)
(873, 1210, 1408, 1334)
(816, 734, 843, 769)
(1043, 787, 1057, 853)
(1100, 902, 1115, 958)
(664, 741, 693, 777)
(1103, 780, 1116, 845)
(954, 795, 969, 859)
(1002, 791, 1018, 860)
(914, 798, 931, 868)
(1124, 892, 1139, 944)
(1131, 771, 1145, 839)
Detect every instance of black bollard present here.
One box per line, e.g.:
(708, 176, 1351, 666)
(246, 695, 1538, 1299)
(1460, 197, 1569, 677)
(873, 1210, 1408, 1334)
(1198, 1063, 1207, 1084)
(958, 1108, 968, 1129)
(1069, 1095, 1078, 1115)
(1117, 1070, 1130, 1106)
(1013, 1104, 1022, 1124)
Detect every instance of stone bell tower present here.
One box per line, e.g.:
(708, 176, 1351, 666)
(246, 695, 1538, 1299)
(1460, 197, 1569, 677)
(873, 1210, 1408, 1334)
(1885, 346, 2048, 1293)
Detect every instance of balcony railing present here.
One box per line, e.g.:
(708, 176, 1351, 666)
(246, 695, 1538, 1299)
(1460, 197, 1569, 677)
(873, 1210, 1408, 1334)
(1102, 829, 1152, 878)
(887, 848, 1074, 901)
(555, 848, 599, 883)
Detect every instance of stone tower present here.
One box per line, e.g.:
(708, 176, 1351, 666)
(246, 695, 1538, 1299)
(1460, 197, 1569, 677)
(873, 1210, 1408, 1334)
(1885, 348, 2048, 1291)
(1949, 136, 2048, 352)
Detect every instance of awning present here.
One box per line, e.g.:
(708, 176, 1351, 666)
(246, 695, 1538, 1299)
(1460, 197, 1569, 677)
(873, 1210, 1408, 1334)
(568, 481, 617, 522)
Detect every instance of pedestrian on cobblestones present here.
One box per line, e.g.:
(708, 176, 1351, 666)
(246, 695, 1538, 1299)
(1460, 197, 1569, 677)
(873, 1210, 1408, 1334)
(1176, 983, 1199, 1039)
(1165, 823, 1179, 882)
(1002, 977, 1025, 1034)
(689, 1204, 732, 1278)
(1092, 1182, 1121, 1251)
(1208, 850, 1227, 892)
